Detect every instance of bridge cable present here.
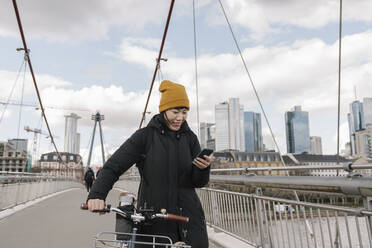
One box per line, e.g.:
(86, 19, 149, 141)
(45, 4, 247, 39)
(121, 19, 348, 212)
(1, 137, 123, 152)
(11, 0, 66, 167)
(334, 1, 343, 246)
(336, 0, 343, 171)
(81, 128, 94, 168)
(139, 0, 175, 128)
(36, 113, 43, 164)
(15, 57, 27, 151)
(192, 0, 200, 138)
(0, 59, 26, 125)
(100, 123, 110, 163)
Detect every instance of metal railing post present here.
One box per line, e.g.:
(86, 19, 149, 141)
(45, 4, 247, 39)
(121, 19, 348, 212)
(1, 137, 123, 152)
(255, 188, 268, 247)
(210, 190, 221, 227)
(15, 175, 22, 206)
(364, 196, 372, 241)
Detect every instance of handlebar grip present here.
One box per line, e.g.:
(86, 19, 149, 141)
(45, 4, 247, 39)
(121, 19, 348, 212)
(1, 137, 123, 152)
(80, 203, 111, 212)
(167, 214, 189, 223)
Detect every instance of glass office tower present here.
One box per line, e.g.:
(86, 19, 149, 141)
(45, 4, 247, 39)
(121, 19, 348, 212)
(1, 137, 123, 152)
(244, 112, 263, 152)
(285, 106, 311, 154)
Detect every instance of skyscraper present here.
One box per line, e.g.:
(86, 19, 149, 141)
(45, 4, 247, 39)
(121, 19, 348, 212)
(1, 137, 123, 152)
(244, 112, 263, 152)
(363, 98, 372, 127)
(215, 98, 245, 151)
(64, 113, 81, 154)
(310, 136, 323, 155)
(215, 102, 229, 151)
(348, 100, 365, 155)
(285, 106, 311, 154)
(354, 128, 372, 158)
(200, 122, 215, 149)
(228, 98, 245, 150)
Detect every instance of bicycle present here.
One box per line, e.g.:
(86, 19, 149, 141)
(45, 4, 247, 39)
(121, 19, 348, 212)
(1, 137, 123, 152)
(81, 199, 191, 248)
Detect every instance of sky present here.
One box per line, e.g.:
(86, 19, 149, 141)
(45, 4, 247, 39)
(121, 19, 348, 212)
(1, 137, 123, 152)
(0, 0, 372, 166)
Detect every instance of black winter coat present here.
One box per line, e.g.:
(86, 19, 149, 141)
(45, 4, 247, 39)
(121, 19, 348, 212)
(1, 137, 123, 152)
(87, 114, 210, 247)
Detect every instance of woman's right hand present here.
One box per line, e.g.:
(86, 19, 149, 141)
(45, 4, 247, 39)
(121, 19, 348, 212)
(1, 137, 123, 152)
(87, 199, 105, 212)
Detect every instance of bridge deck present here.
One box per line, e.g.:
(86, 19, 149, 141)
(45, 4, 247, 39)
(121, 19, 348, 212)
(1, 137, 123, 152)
(0, 188, 119, 248)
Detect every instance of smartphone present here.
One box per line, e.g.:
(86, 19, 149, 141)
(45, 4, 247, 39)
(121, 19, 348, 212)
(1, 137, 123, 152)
(196, 149, 213, 159)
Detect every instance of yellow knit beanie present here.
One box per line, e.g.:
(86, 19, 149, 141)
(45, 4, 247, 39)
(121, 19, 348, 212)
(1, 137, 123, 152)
(159, 80, 190, 112)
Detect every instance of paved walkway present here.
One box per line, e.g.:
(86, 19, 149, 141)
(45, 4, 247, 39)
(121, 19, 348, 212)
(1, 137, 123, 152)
(0, 188, 120, 248)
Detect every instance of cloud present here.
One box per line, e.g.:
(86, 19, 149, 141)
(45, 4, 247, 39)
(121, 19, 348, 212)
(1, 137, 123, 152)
(0, 70, 71, 100)
(0, 1, 163, 41)
(40, 84, 159, 130)
(207, 0, 372, 40)
(0, 68, 159, 135)
(0, 0, 191, 42)
(2, 0, 371, 43)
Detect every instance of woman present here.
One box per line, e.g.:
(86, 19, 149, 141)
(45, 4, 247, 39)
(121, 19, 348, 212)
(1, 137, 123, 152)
(87, 80, 212, 247)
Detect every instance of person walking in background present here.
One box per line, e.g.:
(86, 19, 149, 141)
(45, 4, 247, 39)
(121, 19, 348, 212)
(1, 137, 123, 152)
(95, 167, 102, 179)
(84, 167, 95, 192)
(87, 80, 212, 248)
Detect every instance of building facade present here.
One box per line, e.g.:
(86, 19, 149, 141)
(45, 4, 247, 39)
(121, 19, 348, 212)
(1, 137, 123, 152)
(244, 111, 263, 152)
(215, 98, 245, 152)
(283, 154, 352, 177)
(212, 151, 284, 176)
(363, 98, 372, 127)
(354, 128, 372, 159)
(0, 139, 28, 172)
(215, 102, 229, 151)
(285, 106, 311, 154)
(228, 98, 245, 151)
(310, 136, 323, 155)
(348, 100, 365, 155)
(39, 152, 84, 179)
(200, 122, 215, 150)
(64, 113, 81, 154)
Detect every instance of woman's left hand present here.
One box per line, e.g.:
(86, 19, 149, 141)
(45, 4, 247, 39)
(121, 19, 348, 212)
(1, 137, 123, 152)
(193, 154, 212, 169)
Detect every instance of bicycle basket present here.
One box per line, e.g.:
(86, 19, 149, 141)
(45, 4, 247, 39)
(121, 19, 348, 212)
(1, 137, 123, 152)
(94, 232, 191, 248)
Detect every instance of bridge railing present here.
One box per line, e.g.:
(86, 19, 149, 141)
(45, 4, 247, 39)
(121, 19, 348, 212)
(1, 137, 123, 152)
(0, 172, 83, 211)
(197, 187, 372, 248)
(115, 171, 372, 247)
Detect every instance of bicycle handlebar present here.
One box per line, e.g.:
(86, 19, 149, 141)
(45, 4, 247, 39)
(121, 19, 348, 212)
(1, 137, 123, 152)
(80, 203, 189, 223)
(154, 213, 189, 223)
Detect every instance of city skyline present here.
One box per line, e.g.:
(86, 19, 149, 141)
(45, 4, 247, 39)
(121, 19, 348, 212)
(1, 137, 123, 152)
(2, 94, 372, 163)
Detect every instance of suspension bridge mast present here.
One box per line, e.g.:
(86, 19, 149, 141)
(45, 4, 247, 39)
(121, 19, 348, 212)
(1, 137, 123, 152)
(87, 112, 106, 168)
